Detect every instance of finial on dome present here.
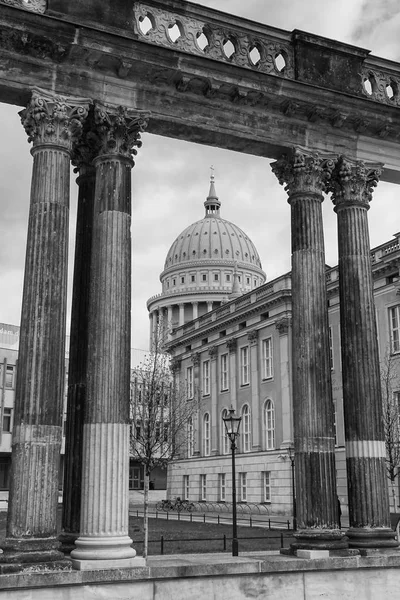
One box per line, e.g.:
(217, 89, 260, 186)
(204, 166, 221, 217)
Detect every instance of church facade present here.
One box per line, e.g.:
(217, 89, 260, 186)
(147, 179, 400, 517)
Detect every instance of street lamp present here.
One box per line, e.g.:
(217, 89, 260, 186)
(288, 446, 297, 531)
(223, 406, 242, 556)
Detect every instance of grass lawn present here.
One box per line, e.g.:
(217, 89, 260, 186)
(0, 511, 295, 556)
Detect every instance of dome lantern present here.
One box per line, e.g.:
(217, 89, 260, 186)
(204, 167, 221, 218)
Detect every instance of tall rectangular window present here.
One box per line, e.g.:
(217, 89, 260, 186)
(263, 471, 271, 503)
(183, 475, 190, 500)
(239, 472, 247, 501)
(262, 338, 273, 379)
(187, 418, 194, 458)
(187, 366, 194, 399)
(240, 346, 249, 385)
(220, 353, 229, 391)
(0, 365, 15, 389)
(219, 473, 226, 501)
(2, 407, 12, 432)
(333, 400, 338, 446)
(200, 474, 207, 501)
(328, 327, 334, 370)
(202, 360, 210, 396)
(390, 306, 400, 353)
(0, 459, 10, 490)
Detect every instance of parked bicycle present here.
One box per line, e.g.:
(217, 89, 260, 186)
(156, 497, 195, 512)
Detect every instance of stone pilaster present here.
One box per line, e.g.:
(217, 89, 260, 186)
(329, 157, 397, 549)
(276, 317, 293, 448)
(209, 346, 218, 455)
(70, 104, 149, 570)
(272, 148, 346, 550)
(1, 89, 90, 564)
(248, 331, 261, 451)
(60, 114, 100, 553)
(227, 338, 237, 412)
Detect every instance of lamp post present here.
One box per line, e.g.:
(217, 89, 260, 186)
(288, 446, 297, 531)
(223, 406, 242, 556)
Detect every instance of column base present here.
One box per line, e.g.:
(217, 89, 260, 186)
(71, 556, 146, 570)
(291, 529, 348, 551)
(70, 535, 137, 561)
(58, 531, 79, 555)
(347, 527, 398, 549)
(0, 536, 66, 564)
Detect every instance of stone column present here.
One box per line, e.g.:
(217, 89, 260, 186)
(248, 331, 260, 451)
(209, 346, 218, 455)
(272, 148, 345, 550)
(329, 157, 397, 550)
(207, 301, 213, 313)
(60, 116, 100, 553)
(227, 339, 237, 412)
(1, 89, 90, 564)
(178, 303, 185, 326)
(192, 301, 198, 320)
(70, 104, 149, 570)
(276, 317, 293, 448)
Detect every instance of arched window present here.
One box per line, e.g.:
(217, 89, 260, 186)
(264, 399, 275, 450)
(242, 404, 251, 453)
(221, 408, 230, 455)
(203, 413, 210, 456)
(187, 417, 194, 458)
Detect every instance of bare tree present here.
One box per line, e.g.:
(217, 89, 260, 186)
(130, 323, 200, 558)
(381, 348, 400, 512)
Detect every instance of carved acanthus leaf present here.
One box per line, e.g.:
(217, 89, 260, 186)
(271, 147, 337, 198)
(20, 88, 91, 150)
(93, 103, 150, 160)
(328, 157, 382, 209)
(0, 0, 46, 13)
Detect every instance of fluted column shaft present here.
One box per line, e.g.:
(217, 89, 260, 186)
(330, 158, 397, 549)
(178, 303, 185, 326)
(71, 104, 149, 569)
(61, 122, 100, 552)
(272, 149, 345, 550)
(2, 89, 89, 563)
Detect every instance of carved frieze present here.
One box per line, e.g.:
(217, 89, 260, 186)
(0, 0, 46, 13)
(93, 103, 150, 160)
(329, 157, 382, 210)
(271, 147, 337, 198)
(134, 3, 295, 80)
(20, 88, 90, 150)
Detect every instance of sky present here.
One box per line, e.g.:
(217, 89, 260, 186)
(1, 0, 400, 352)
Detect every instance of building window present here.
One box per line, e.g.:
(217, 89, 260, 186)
(239, 472, 247, 501)
(214, 273, 219, 281)
(181, 276, 185, 284)
(390, 306, 400, 353)
(191, 275, 196, 283)
(329, 326, 334, 370)
(202, 274, 207, 282)
(264, 400, 275, 450)
(203, 413, 210, 456)
(220, 353, 229, 391)
(333, 400, 338, 446)
(226, 274, 231, 282)
(0, 365, 16, 389)
(219, 473, 226, 501)
(200, 474, 207, 501)
(246, 277, 250, 285)
(221, 408, 230, 455)
(262, 338, 273, 379)
(240, 346, 249, 385)
(202, 360, 210, 396)
(263, 471, 271, 503)
(242, 404, 251, 453)
(0, 459, 10, 491)
(2, 407, 12, 433)
(186, 366, 194, 399)
(173, 278, 176, 286)
(187, 417, 194, 458)
(183, 475, 190, 500)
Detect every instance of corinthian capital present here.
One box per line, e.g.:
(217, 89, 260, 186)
(20, 88, 91, 151)
(328, 156, 382, 210)
(93, 103, 150, 161)
(271, 147, 337, 199)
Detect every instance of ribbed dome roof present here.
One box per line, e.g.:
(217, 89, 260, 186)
(164, 174, 263, 272)
(164, 217, 263, 270)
